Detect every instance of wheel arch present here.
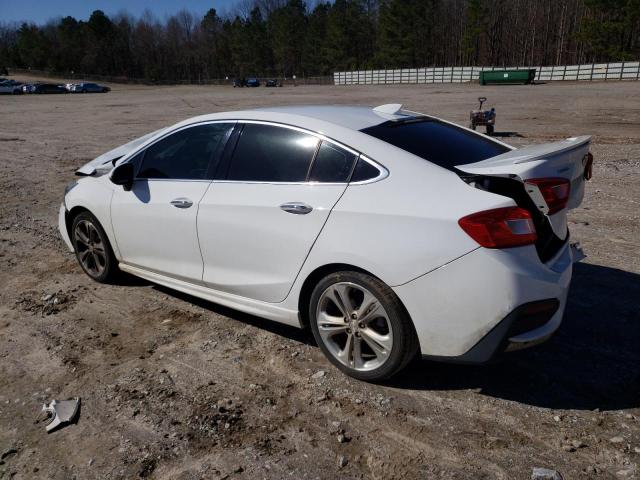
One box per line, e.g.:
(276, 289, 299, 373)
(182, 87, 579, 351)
(297, 263, 415, 335)
(65, 205, 91, 240)
(65, 206, 117, 256)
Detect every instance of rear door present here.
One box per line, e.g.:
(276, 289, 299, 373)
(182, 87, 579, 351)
(198, 122, 357, 303)
(456, 136, 592, 238)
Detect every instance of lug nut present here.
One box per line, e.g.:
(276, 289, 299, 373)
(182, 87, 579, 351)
(354, 332, 361, 337)
(358, 322, 365, 329)
(351, 313, 358, 319)
(346, 328, 352, 334)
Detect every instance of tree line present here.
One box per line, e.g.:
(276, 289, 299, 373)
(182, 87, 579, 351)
(0, 0, 638, 83)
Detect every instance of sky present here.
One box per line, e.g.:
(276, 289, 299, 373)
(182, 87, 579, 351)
(0, 0, 242, 25)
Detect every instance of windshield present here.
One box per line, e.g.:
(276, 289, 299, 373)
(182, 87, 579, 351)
(361, 118, 509, 171)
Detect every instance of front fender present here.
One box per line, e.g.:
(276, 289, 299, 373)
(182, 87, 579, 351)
(63, 177, 120, 259)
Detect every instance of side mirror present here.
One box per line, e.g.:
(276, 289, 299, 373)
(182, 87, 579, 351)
(110, 163, 134, 191)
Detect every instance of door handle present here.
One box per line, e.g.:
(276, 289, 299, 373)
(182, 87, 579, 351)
(280, 202, 313, 215)
(170, 198, 193, 209)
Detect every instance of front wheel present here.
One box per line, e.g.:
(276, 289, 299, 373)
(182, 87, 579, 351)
(71, 211, 118, 283)
(309, 271, 419, 381)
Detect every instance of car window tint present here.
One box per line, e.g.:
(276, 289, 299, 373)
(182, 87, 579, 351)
(137, 123, 232, 180)
(350, 157, 381, 182)
(360, 118, 509, 171)
(227, 124, 319, 182)
(309, 141, 356, 183)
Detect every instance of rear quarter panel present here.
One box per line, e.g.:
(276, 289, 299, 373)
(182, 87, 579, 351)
(286, 146, 517, 304)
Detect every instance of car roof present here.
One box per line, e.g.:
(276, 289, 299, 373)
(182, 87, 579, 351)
(252, 105, 414, 130)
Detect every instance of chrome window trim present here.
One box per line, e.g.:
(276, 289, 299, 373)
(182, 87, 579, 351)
(118, 118, 389, 185)
(133, 178, 212, 184)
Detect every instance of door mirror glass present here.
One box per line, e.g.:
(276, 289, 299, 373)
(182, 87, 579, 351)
(110, 163, 134, 190)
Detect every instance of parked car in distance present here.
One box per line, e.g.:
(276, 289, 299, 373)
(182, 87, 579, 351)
(0, 79, 23, 94)
(71, 82, 110, 93)
(246, 77, 260, 87)
(33, 83, 68, 94)
(265, 79, 282, 87)
(63, 83, 77, 91)
(232, 78, 247, 87)
(22, 84, 36, 94)
(59, 104, 593, 381)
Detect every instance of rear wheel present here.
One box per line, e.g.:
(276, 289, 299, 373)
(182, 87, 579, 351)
(309, 271, 419, 381)
(71, 211, 118, 283)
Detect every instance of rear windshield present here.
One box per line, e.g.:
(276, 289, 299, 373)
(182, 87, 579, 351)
(361, 118, 509, 170)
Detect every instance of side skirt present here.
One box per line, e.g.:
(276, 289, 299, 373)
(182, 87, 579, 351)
(119, 263, 301, 327)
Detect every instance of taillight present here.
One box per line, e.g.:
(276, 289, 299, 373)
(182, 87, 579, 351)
(458, 207, 537, 249)
(525, 177, 570, 215)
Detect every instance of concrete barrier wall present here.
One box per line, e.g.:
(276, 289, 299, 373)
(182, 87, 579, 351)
(333, 62, 640, 85)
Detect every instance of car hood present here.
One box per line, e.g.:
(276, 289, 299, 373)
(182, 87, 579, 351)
(75, 129, 163, 176)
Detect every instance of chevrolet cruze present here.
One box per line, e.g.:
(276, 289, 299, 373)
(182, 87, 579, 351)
(59, 104, 593, 380)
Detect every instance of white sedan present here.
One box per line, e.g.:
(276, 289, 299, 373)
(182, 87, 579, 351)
(59, 104, 593, 380)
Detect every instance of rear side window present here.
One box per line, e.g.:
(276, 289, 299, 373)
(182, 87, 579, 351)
(308, 141, 356, 183)
(361, 118, 509, 171)
(350, 157, 381, 182)
(138, 123, 232, 180)
(227, 124, 319, 182)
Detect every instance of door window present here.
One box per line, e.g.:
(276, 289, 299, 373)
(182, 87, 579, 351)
(351, 157, 383, 182)
(137, 123, 233, 180)
(227, 123, 319, 182)
(308, 141, 357, 183)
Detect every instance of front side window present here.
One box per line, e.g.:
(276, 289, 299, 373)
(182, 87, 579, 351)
(137, 123, 233, 180)
(308, 141, 357, 183)
(227, 123, 319, 182)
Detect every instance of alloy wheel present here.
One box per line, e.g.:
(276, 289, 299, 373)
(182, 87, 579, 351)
(315, 282, 393, 372)
(73, 220, 107, 278)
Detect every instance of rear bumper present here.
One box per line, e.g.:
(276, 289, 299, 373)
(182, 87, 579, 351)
(423, 298, 563, 364)
(393, 242, 573, 361)
(58, 204, 74, 252)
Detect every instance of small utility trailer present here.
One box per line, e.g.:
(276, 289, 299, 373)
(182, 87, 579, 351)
(469, 97, 496, 135)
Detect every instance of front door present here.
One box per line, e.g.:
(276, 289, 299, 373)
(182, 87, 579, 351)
(110, 122, 234, 283)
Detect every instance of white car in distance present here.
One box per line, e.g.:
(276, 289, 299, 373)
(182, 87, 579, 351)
(59, 104, 593, 380)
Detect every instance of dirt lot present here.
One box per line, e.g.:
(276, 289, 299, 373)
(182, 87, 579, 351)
(0, 77, 639, 480)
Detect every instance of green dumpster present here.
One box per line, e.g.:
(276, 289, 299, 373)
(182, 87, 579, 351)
(479, 69, 536, 85)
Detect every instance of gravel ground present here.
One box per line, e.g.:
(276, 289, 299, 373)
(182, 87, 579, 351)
(0, 77, 639, 479)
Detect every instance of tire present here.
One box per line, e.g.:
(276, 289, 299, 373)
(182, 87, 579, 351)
(309, 271, 419, 381)
(70, 211, 118, 283)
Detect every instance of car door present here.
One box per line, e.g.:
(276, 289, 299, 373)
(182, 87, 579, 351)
(198, 121, 357, 303)
(110, 122, 234, 283)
